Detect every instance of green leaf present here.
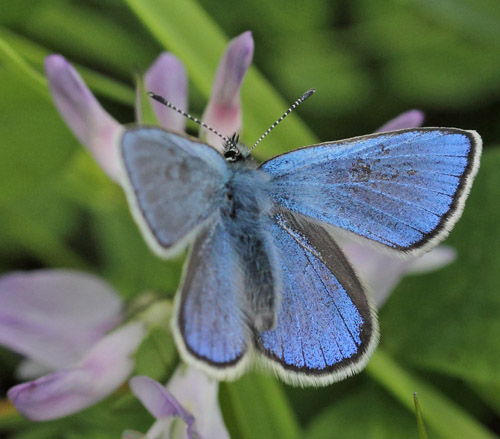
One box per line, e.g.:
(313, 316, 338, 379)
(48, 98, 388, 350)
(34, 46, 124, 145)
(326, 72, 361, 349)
(382, 148, 500, 386)
(134, 72, 159, 125)
(1, 0, 160, 79)
(473, 380, 500, 416)
(405, 0, 500, 46)
(220, 373, 302, 439)
(0, 188, 88, 270)
(0, 32, 47, 97)
(0, 36, 82, 204)
(352, 0, 500, 107)
(269, 33, 372, 117)
(90, 202, 183, 298)
(134, 327, 178, 381)
(306, 380, 421, 439)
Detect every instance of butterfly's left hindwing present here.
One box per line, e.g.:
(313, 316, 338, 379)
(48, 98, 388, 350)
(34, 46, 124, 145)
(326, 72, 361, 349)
(256, 209, 378, 386)
(172, 214, 252, 380)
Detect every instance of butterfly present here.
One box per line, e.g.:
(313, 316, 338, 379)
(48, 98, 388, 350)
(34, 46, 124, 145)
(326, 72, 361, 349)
(118, 91, 482, 386)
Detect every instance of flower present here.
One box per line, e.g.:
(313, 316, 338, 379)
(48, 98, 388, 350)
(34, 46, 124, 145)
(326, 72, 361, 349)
(375, 109, 425, 133)
(44, 31, 254, 182)
(200, 31, 253, 151)
(0, 270, 145, 420)
(44, 56, 124, 182)
(143, 52, 187, 132)
(341, 242, 456, 307)
(125, 366, 229, 439)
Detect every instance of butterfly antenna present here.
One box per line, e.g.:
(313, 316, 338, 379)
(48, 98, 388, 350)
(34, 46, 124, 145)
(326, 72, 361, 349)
(249, 88, 315, 153)
(148, 92, 230, 144)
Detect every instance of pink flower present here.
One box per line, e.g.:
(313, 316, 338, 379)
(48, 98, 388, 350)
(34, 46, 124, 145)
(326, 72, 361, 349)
(44, 56, 124, 182)
(144, 53, 188, 132)
(44, 31, 254, 181)
(200, 31, 253, 152)
(126, 366, 229, 439)
(375, 109, 425, 133)
(0, 270, 145, 420)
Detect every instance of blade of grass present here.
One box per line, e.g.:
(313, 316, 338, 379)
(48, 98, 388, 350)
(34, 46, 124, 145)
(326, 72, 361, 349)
(0, 26, 134, 105)
(471, 380, 500, 417)
(134, 71, 159, 124)
(367, 350, 494, 439)
(0, 33, 47, 98)
(414, 392, 429, 439)
(220, 373, 302, 439)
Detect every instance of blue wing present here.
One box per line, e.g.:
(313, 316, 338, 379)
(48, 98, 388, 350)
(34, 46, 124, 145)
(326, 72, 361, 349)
(261, 128, 481, 254)
(120, 127, 228, 257)
(255, 210, 378, 386)
(172, 213, 251, 379)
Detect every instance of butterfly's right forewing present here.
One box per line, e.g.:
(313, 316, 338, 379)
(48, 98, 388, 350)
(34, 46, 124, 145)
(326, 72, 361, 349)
(261, 128, 481, 255)
(120, 127, 228, 257)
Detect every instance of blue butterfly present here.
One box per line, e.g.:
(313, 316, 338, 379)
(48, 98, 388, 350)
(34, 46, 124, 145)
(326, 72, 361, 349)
(119, 93, 481, 386)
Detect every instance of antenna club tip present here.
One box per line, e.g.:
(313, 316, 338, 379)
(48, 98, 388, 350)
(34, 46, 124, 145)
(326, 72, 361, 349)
(302, 89, 316, 100)
(148, 92, 165, 104)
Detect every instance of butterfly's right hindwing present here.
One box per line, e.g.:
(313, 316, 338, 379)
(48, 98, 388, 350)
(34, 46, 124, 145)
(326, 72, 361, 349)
(120, 127, 229, 258)
(256, 209, 378, 386)
(172, 214, 252, 379)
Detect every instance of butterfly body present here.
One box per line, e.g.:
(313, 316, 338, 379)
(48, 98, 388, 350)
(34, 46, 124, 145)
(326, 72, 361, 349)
(119, 125, 481, 386)
(218, 156, 280, 332)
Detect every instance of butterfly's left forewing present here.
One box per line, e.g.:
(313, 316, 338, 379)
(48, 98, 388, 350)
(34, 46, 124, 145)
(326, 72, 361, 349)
(120, 127, 228, 258)
(255, 209, 378, 386)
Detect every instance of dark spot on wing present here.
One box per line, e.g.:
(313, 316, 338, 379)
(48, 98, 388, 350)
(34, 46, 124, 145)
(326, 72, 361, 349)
(179, 160, 189, 183)
(350, 158, 372, 182)
(379, 164, 399, 180)
(164, 164, 175, 180)
(402, 161, 417, 176)
(163, 159, 194, 183)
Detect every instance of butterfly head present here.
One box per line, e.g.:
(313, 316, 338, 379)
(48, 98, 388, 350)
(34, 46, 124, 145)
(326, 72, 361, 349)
(223, 133, 250, 163)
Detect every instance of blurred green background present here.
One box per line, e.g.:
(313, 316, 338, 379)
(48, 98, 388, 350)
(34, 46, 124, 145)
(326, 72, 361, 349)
(0, 0, 499, 438)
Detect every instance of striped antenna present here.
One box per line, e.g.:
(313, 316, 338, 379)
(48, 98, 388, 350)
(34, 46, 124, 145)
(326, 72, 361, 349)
(249, 88, 315, 152)
(147, 92, 230, 144)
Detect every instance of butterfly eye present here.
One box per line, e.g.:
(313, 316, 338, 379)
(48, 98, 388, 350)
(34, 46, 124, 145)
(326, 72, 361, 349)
(224, 148, 240, 162)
